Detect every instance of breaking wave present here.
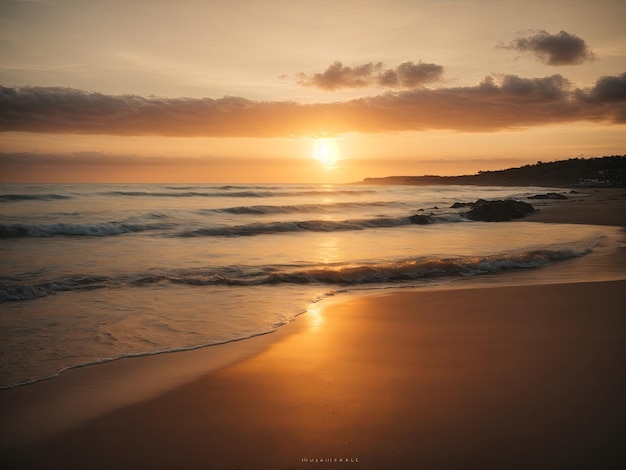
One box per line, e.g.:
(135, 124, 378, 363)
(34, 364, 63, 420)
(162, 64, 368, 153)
(0, 221, 167, 238)
(1, 212, 467, 238)
(178, 217, 412, 237)
(0, 194, 73, 202)
(100, 188, 376, 198)
(0, 247, 589, 302)
(206, 200, 405, 215)
(180, 213, 468, 237)
(101, 190, 276, 198)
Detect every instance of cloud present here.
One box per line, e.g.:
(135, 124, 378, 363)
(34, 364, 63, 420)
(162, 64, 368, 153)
(296, 61, 383, 90)
(587, 73, 626, 102)
(500, 30, 596, 65)
(295, 60, 445, 90)
(1, 73, 625, 137)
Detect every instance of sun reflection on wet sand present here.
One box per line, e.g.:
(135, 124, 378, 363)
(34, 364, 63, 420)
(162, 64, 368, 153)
(307, 306, 324, 331)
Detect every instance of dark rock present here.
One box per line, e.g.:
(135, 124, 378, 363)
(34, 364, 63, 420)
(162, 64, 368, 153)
(465, 199, 535, 222)
(409, 214, 434, 225)
(451, 202, 473, 208)
(528, 192, 568, 200)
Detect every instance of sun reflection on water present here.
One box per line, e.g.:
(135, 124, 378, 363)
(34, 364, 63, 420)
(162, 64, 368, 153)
(318, 236, 340, 264)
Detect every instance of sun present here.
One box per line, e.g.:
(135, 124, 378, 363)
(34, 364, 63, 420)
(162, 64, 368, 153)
(312, 138, 340, 169)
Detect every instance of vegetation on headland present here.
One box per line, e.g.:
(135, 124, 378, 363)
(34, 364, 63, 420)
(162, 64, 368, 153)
(359, 155, 626, 188)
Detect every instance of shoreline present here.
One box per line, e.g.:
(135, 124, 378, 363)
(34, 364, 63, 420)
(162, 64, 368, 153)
(3, 280, 625, 469)
(1, 187, 625, 469)
(521, 188, 626, 227)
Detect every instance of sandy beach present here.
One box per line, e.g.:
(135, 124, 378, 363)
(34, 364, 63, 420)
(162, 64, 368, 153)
(1, 188, 625, 470)
(523, 188, 626, 227)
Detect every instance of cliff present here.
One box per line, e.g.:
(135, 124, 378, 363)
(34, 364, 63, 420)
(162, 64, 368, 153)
(359, 155, 626, 188)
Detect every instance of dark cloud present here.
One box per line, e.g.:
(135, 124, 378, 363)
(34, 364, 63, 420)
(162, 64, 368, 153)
(498, 74, 571, 98)
(588, 73, 626, 102)
(295, 60, 445, 90)
(380, 61, 446, 88)
(1, 73, 625, 137)
(296, 61, 383, 90)
(0, 86, 288, 137)
(574, 72, 626, 124)
(501, 30, 596, 65)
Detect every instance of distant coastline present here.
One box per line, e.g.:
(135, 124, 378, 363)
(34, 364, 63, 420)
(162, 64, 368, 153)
(357, 155, 626, 188)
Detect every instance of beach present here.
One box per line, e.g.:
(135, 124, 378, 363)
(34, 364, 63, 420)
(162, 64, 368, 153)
(1, 188, 625, 469)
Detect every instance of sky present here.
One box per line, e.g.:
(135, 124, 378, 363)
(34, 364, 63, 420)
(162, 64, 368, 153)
(1, 0, 625, 183)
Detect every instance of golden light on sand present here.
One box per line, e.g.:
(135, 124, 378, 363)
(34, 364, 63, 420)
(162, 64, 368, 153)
(307, 306, 324, 330)
(312, 138, 340, 169)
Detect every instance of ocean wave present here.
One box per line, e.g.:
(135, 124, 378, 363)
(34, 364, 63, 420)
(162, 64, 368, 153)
(204, 200, 404, 215)
(180, 212, 469, 237)
(0, 194, 72, 202)
(100, 190, 276, 198)
(0, 247, 588, 302)
(258, 249, 586, 285)
(1, 275, 114, 301)
(0, 221, 166, 238)
(100, 188, 377, 199)
(0, 212, 462, 239)
(164, 185, 299, 191)
(281, 189, 377, 196)
(178, 216, 412, 237)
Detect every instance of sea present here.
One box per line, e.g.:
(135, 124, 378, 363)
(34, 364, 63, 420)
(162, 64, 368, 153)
(0, 183, 620, 388)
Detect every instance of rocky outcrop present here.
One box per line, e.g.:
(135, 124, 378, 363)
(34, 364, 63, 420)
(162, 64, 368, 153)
(528, 192, 568, 200)
(409, 214, 434, 225)
(465, 199, 536, 222)
(413, 199, 536, 224)
(450, 202, 473, 208)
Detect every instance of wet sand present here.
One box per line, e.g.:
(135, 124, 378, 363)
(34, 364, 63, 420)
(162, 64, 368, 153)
(523, 188, 626, 227)
(1, 188, 625, 469)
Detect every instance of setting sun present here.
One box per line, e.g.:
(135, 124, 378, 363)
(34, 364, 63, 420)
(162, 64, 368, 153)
(1, 2, 625, 468)
(312, 138, 340, 168)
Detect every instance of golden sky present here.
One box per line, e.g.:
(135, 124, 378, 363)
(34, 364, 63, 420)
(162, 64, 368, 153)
(1, 0, 625, 183)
